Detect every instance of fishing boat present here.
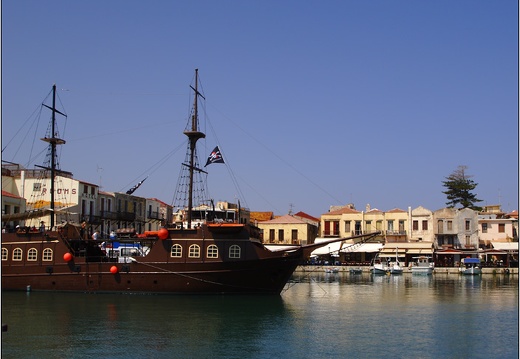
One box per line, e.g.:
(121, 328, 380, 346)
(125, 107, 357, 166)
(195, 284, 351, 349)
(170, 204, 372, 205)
(387, 247, 403, 275)
(459, 257, 481, 275)
(410, 256, 434, 275)
(1, 74, 380, 295)
(371, 256, 388, 275)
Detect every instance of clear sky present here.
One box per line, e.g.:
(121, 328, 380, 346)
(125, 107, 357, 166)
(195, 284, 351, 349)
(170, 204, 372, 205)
(2, 1, 518, 217)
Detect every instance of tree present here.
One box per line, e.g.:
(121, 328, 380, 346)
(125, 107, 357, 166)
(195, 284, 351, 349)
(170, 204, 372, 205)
(442, 165, 483, 210)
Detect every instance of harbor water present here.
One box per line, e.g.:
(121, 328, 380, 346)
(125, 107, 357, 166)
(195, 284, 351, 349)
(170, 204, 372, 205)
(2, 273, 518, 359)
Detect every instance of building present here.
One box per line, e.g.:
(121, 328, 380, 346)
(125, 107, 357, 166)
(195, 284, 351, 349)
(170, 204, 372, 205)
(258, 214, 318, 246)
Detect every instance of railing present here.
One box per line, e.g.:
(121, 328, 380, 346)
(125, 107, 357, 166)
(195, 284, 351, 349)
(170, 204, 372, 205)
(99, 211, 136, 221)
(147, 211, 163, 220)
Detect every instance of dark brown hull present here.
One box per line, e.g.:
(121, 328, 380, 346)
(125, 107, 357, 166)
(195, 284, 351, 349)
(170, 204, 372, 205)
(1, 228, 302, 295)
(2, 256, 301, 295)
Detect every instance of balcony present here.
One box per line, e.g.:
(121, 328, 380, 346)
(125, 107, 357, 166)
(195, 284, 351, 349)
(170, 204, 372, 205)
(99, 211, 136, 221)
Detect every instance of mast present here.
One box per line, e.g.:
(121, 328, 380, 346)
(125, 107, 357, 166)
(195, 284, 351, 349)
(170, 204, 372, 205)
(41, 84, 66, 230)
(183, 69, 206, 228)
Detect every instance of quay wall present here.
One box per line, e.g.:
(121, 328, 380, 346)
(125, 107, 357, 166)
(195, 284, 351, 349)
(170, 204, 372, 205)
(295, 265, 518, 275)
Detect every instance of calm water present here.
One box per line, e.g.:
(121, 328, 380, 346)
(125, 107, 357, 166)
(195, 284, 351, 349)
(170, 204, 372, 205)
(2, 273, 518, 359)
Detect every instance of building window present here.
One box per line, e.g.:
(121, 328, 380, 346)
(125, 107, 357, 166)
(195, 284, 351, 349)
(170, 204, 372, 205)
(465, 220, 470, 231)
(413, 220, 418, 231)
(207, 244, 218, 258)
(229, 245, 241, 259)
(387, 220, 394, 232)
(399, 220, 405, 233)
(355, 221, 362, 235)
(278, 229, 284, 242)
(27, 248, 37, 261)
(13, 248, 22, 261)
(376, 221, 383, 231)
(2, 248, 7, 261)
(91, 186, 95, 195)
(447, 221, 453, 231)
(334, 221, 340, 236)
(43, 248, 53, 261)
(83, 185, 88, 194)
(499, 224, 505, 233)
(291, 229, 298, 240)
(422, 221, 428, 231)
(171, 244, 182, 258)
(344, 221, 351, 233)
(437, 220, 443, 233)
(269, 229, 275, 242)
(482, 223, 488, 233)
(465, 236, 471, 246)
(188, 244, 200, 258)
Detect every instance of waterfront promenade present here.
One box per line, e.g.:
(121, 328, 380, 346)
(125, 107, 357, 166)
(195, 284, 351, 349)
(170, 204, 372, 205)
(296, 265, 518, 275)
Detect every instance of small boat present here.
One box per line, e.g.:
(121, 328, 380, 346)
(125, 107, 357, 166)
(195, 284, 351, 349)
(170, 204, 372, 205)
(349, 268, 362, 274)
(410, 256, 434, 275)
(325, 267, 339, 274)
(460, 257, 482, 275)
(387, 247, 403, 275)
(388, 262, 403, 275)
(371, 256, 389, 275)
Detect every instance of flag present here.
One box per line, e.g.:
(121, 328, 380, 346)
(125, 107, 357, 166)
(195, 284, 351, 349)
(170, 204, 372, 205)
(204, 146, 225, 167)
(126, 177, 147, 195)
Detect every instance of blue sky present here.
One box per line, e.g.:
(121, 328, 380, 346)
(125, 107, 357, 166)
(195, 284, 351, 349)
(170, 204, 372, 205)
(2, 1, 518, 217)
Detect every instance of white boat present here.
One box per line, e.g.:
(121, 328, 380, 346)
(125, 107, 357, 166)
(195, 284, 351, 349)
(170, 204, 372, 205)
(388, 262, 403, 275)
(460, 258, 481, 275)
(371, 257, 389, 275)
(388, 247, 403, 275)
(410, 256, 435, 275)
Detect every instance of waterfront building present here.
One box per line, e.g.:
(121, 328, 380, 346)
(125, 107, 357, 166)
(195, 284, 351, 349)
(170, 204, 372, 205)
(2, 163, 99, 230)
(409, 206, 434, 242)
(145, 197, 173, 231)
(478, 206, 519, 267)
(257, 213, 318, 246)
(1, 190, 26, 231)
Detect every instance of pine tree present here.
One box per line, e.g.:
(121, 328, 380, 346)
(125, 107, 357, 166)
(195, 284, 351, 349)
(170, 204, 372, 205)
(442, 165, 483, 210)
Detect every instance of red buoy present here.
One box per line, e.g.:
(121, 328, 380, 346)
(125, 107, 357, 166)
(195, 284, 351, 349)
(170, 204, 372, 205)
(110, 266, 118, 274)
(158, 227, 169, 240)
(63, 253, 73, 262)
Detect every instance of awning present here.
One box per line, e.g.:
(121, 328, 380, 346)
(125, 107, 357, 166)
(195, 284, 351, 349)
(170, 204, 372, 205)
(341, 242, 383, 253)
(407, 248, 434, 254)
(491, 242, 519, 251)
(310, 239, 344, 256)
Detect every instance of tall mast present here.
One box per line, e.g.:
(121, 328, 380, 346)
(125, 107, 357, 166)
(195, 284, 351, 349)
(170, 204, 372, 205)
(183, 69, 206, 228)
(41, 84, 66, 230)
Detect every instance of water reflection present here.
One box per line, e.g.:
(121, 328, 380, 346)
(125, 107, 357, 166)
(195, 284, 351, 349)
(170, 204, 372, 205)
(2, 273, 518, 359)
(2, 292, 290, 359)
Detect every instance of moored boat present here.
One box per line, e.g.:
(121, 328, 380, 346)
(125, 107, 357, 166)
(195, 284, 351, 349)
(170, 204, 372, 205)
(387, 247, 403, 275)
(410, 256, 434, 275)
(371, 256, 388, 275)
(1, 75, 381, 295)
(460, 257, 481, 275)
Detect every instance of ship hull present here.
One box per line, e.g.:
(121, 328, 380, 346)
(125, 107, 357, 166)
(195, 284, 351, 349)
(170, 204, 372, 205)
(2, 258, 300, 294)
(1, 229, 302, 295)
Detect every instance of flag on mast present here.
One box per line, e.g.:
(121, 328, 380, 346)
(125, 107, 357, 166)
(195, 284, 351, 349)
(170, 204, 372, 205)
(204, 146, 225, 167)
(126, 177, 148, 195)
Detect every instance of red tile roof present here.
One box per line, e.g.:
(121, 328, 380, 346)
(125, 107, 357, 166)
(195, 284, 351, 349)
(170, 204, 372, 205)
(1, 190, 23, 199)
